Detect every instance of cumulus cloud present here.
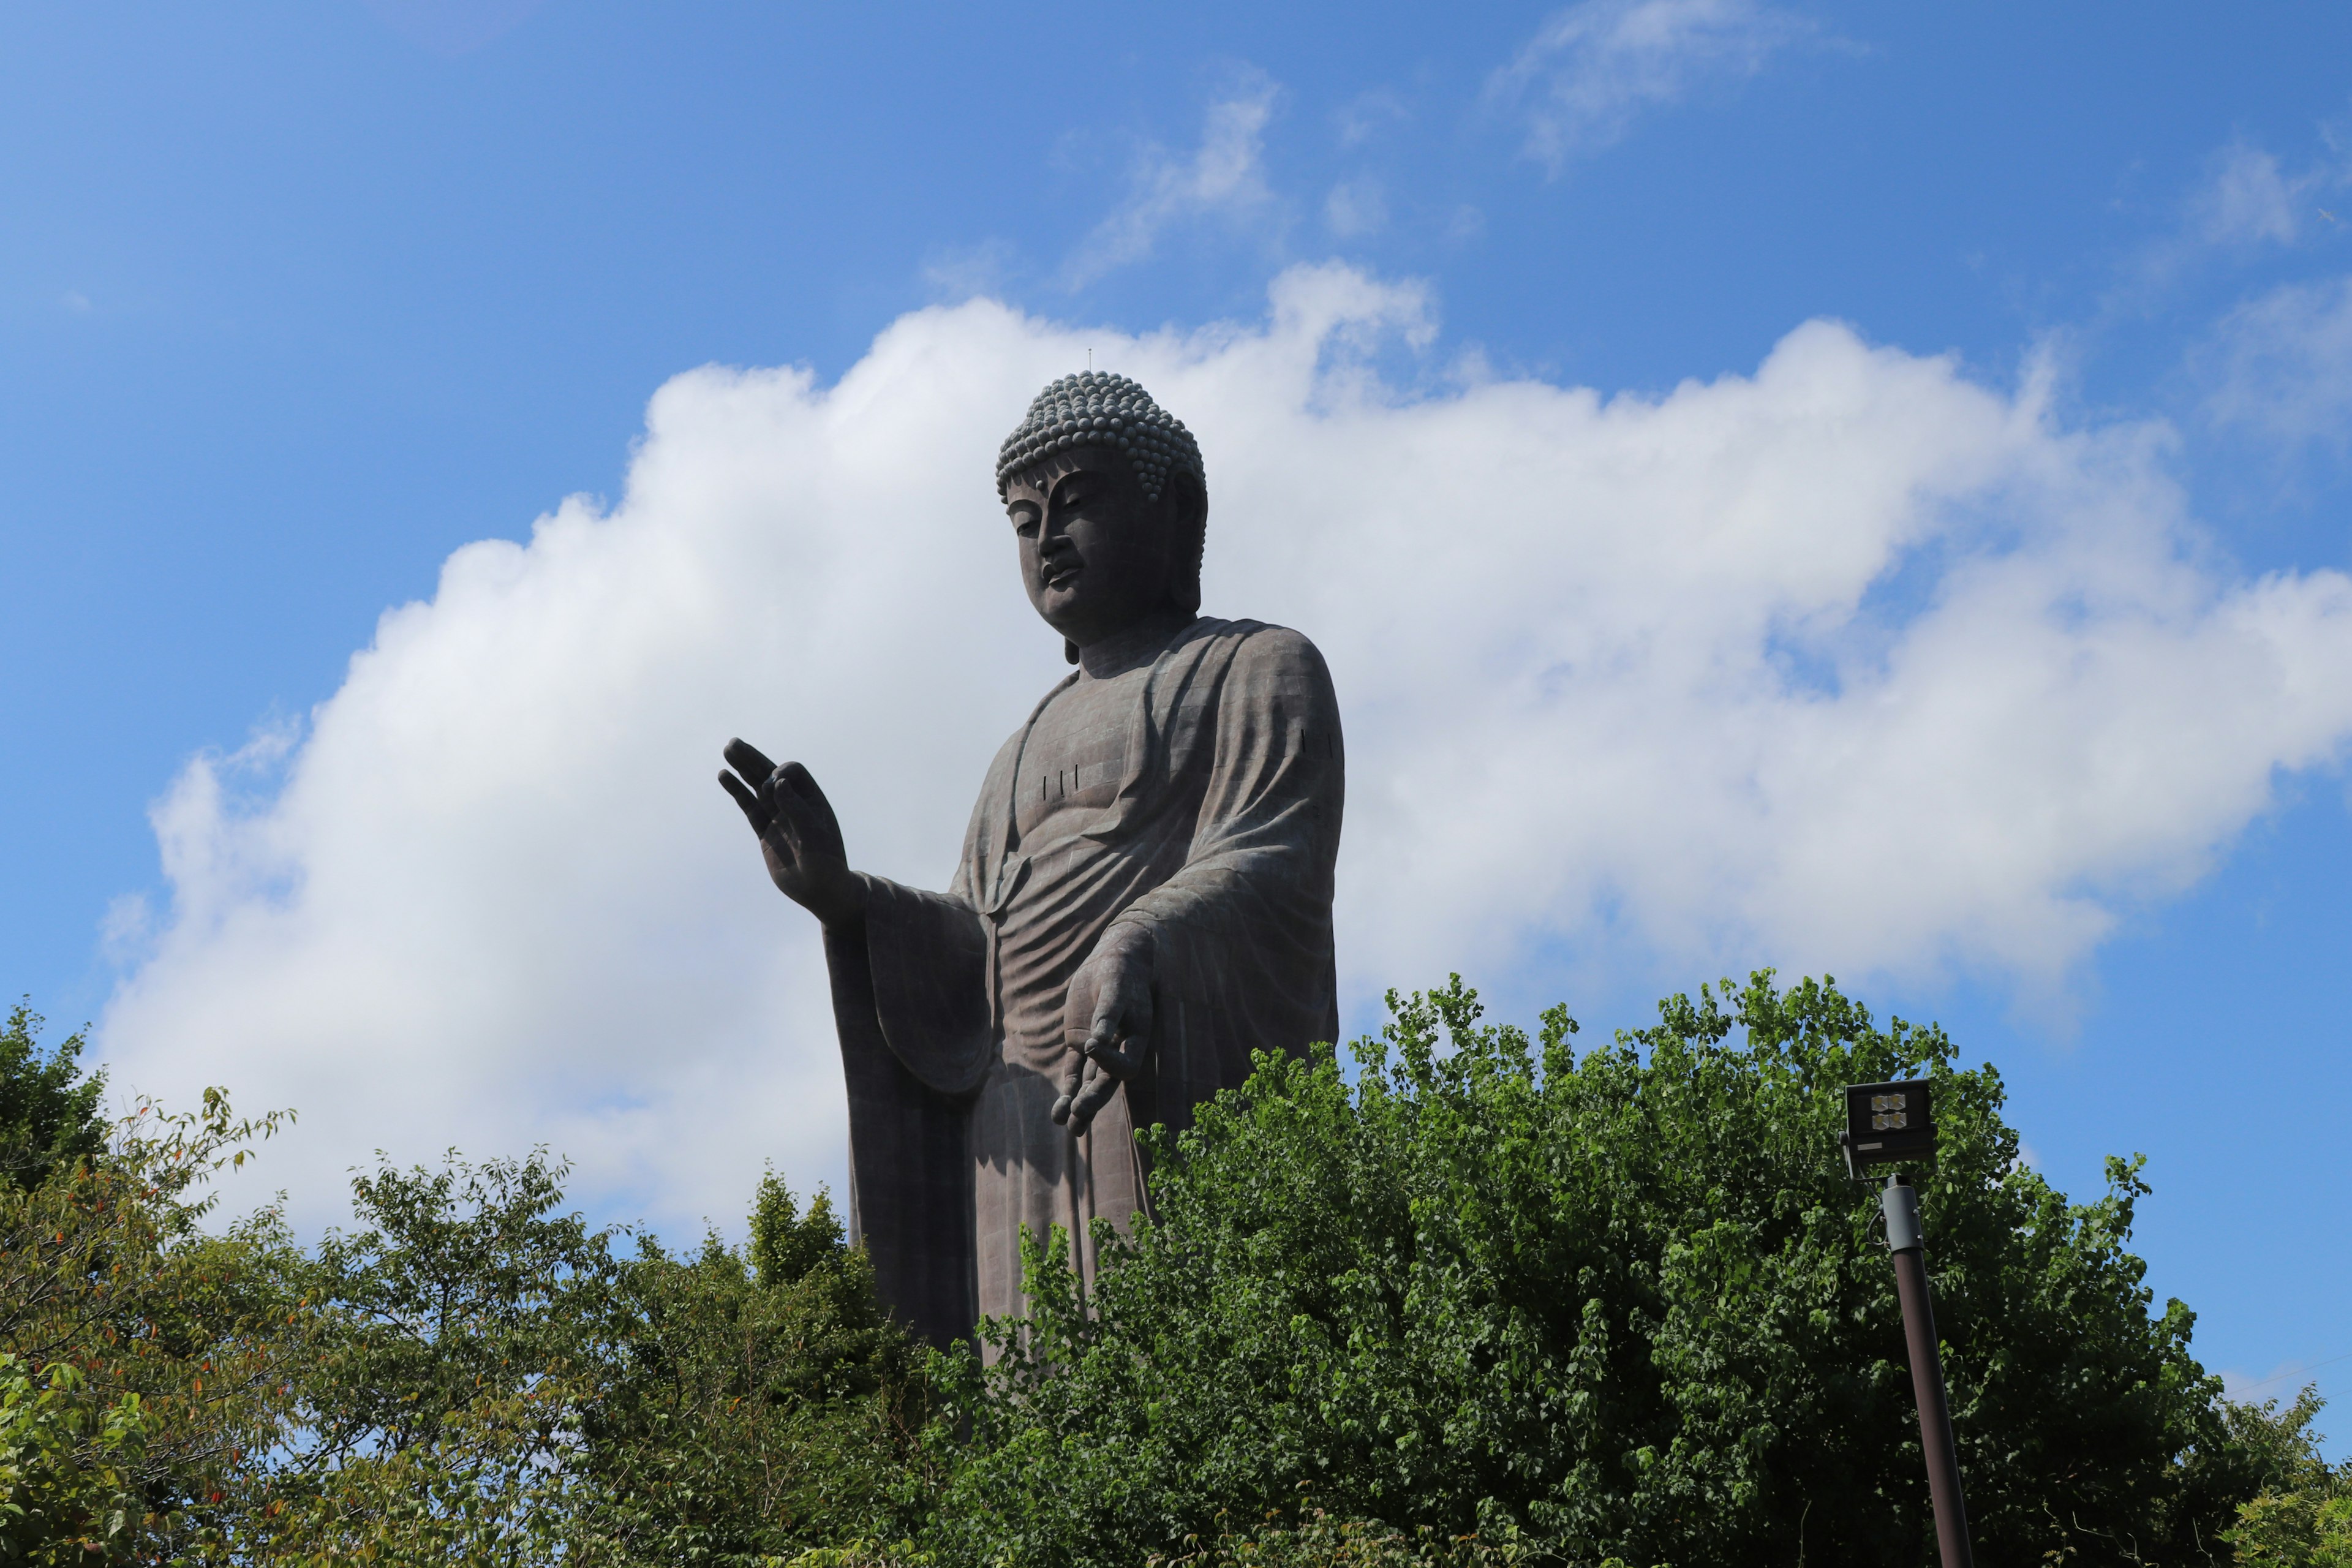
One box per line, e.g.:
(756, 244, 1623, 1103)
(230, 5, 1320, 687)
(2199, 274, 2352, 451)
(1067, 74, 1280, 286)
(1491, 0, 1812, 172)
(99, 264, 2352, 1238)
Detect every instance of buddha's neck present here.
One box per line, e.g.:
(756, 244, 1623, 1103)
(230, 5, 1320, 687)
(1077, 608, 1195, 679)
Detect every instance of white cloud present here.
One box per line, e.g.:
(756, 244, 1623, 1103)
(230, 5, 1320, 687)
(1324, 177, 1388, 239)
(2219, 1358, 2339, 1406)
(99, 265, 2352, 1240)
(2192, 142, 2307, 249)
(1333, 89, 1408, 151)
(1066, 75, 1280, 286)
(921, 238, 1018, 303)
(2200, 274, 2352, 451)
(1491, 0, 1812, 172)
(2122, 131, 2352, 304)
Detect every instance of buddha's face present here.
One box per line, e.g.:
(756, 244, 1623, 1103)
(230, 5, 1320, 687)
(1004, 446, 1186, 648)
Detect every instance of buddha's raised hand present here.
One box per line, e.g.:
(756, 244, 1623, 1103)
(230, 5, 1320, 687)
(718, 739, 867, 930)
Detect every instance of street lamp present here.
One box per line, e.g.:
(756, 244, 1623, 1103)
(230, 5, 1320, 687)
(1841, 1079, 1974, 1568)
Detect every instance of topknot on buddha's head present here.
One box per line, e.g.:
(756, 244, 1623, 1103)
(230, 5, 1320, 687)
(995, 371, 1205, 503)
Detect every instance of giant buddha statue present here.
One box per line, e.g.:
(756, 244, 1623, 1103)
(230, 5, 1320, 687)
(720, 372, 1344, 1348)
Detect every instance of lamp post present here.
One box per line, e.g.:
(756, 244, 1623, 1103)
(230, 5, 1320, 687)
(1841, 1079, 1974, 1568)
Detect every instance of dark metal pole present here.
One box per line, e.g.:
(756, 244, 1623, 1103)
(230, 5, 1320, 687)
(1882, 1174, 1973, 1568)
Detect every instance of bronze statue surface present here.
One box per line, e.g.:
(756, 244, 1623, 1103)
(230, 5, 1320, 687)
(720, 372, 1344, 1347)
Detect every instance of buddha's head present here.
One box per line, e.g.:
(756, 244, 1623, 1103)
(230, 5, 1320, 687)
(996, 372, 1207, 655)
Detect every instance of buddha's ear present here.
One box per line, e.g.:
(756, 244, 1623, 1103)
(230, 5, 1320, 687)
(1166, 469, 1208, 532)
(1170, 559, 1203, 617)
(1165, 473, 1207, 616)
(1065, 638, 1080, 665)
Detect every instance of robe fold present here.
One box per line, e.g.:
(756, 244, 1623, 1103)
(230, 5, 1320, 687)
(822, 615, 1344, 1348)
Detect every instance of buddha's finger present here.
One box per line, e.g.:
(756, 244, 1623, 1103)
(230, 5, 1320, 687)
(777, 760, 820, 796)
(717, 771, 772, 833)
(1052, 1049, 1090, 1127)
(1068, 1065, 1120, 1134)
(764, 775, 824, 835)
(1083, 1033, 1140, 1082)
(1086, 987, 1131, 1055)
(1090, 984, 1150, 1065)
(776, 763, 843, 835)
(723, 737, 779, 782)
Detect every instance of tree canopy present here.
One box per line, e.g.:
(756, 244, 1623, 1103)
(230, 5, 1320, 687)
(939, 973, 2290, 1567)
(0, 1003, 107, 1193)
(0, 972, 2335, 1565)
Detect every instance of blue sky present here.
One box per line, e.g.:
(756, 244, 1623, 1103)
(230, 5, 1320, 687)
(5, 2, 2351, 1445)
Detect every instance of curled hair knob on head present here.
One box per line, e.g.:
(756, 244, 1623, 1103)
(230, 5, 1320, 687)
(994, 371, 1206, 507)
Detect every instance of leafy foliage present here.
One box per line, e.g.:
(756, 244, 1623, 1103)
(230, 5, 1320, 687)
(0, 1082, 296, 1560)
(1145, 1502, 1548, 1568)
(0, 1004, 107, 1193)
(939, 973, 2293, 1568)
(2223, 1390, 2352, 1568)
(0, 1038, 943, 1564)
(0, 973, 2322, 1565)
(221, 1154, 941, 1565)
(2230, 1486, 2352, 1568)
(220, 1150, 627, 1562)
(0, 1355, 153, 1564)
(288, 1151, 619, 1466)
(585, 1172, 947, 1564)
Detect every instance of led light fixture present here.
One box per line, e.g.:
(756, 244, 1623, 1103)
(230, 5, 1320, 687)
(1837, 1074, 1973, 1565)
(1841, 1077, 1935, 1174)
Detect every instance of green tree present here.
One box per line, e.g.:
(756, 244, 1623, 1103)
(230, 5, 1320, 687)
(227, 1154, 941, 1566)
(2223, 1389, 2352, 1568)
(938, 973, 2285, 1568)
(0, 1079, 298, 1561)
(3, 973, 2304, 1564)
(0, 1355, 153, 1564)
(586, 1172, 946, 1564)
(289, 1150, 621, 1464)
(225, 1150, 631, 1562)
(0, 1004, 107, 1193)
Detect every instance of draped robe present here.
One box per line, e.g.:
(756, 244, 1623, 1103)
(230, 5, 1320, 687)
(821, 616, 1344, 1348)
